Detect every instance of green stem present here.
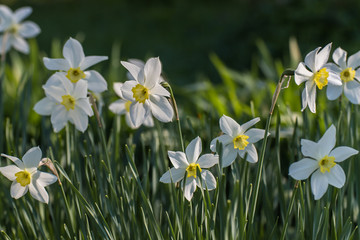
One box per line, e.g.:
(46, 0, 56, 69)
(280, 181, 299, 240)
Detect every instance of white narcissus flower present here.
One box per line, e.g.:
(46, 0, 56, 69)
(160, 136, 218, 201)
(126, 58, 165, 83)
(121, 57, 174, 128)
(289, 125, 358, 200)
(295, 43, 342, 113)
(0, 147, 57, 203)
(43, 37, 108, 93)
(33, 73, 94, 133)
(210, 115, 266, 168)
(109, 82, 154, 129)
(326, 47, 360, 104)
(0, 5, 40, 54)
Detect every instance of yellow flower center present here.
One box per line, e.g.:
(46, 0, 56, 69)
(233, 134, 249, 150)
(132, 84, 149, 104)
(340, 67, 356, 82)
(312, 68, 329, 90)
(7, 24, 19, 34)
(61, 95, 76, 110)
(66, 67, 86, 83)
(15, 170, 31, 187)
(125, 101, 132, 112)
(319, 155, 336, 173)
(186, 163, 202, 178)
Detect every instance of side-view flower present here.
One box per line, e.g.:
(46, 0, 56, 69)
(121, 57, 174, 128)
(43, 37, 108, 93)
(160, 136, 218, 201)
(109, 82, 154, 129)
(326, 47, 360, 104)
(294, 43, 342, 113)
(0, 147, 58, 203)
(34, 73, 94, 133)
(0, 5, 40, 54)
(289, 125, 358, 200)
(210, 115, 267, 168)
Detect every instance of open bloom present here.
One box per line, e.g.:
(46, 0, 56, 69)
(109, 82, 154, 129)
(0, 5, 40, 54)
(295, 43, 341, 113)
(43, 38, 108, 93)
(121, 57, 174, 128)
(0, 147, 57, 203)
(210, 115, 266, 168)
(289, 125, 358, 200)
(34, 73, 94, 133)
(326, 47, 360, 104)
(160, 136, 218, 201)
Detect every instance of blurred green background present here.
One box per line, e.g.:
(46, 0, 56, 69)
(2, 0, 360, 85)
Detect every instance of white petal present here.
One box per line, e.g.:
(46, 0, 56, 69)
(10, 182, 28, 199)
(240, 117, 260, 134)
(0, 6, 12, 32)
(129, 102, 148, 128)
(219, 115, 241, 137)
(304, 47, 321, 72)
(198, 170, 217, 190)
(314, 43, 332, 71)
(63, 38, 85, 67)
(294, 62, 313, 85)
(51, 106, 68, 132)
(186, 137, 202, 164)
(289, 158, 318, 180)
(80, 56, 108, 70)
(43, 57, 70, 71)
(344, 81, 360, 104)
(29, 181, 49, 203)
(149, 95, 173, 123)
(113, 82, 124, 98)
(33, 171, 57, 187)
(159, 167, 185, 183)
(76, 99, 93, 116)
(150, 84, 170, 97)
(43, 84, 65, 103)
(144, 57, 162, 89)
(121, 60, 142, 81)
(209, 135, 232, 152)
(301, 139, 321, 159)
(0, 165, 22, 181)
(326, 165, 345, 188)
(22, 146, 42, 170)
(326, 84, 342, 101)
(246, 128, 265, 144)
(143, 114, 154, 127)
(121, 80, 137, 101)
(243, 144, 258, 163)
(305, 81, 316, 113)
(168, 151, 189, 168)
(125, 113, 136, 129)
(0, 35, 12, 53)
(326, 70, 342, 86)
(34, 97, 56, 116)
(18, 21, 40, 38)
(12, 35, 29, 54)
(109, 100, 127, 115)
(1, 154, 24, 168)
(183, 177, 197, 201)
(72, 80, 88, 99)
(311, 169, 329, 200)
(221, 145, 238, 168)
(70, 107, 89, 132)
(330, 146, 358, 162)
(85, 70, 107, 93)
(332, 47, 347, 69)
(348, 50, 360, 69)
(196, 154, 218, 168)
(14, 7, 32, 22)
(318, 125, 336, 157)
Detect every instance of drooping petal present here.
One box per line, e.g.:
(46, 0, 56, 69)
(221, 145, 238, 168)
(304, 47, 320, 72)
(0, 165, 22, 181)
(129, 102, 148, 128)
(149, 95, 173, 123)
(196, 154, 218, 168)
(197, 170, 217, 190)
(14, 7, 32, 22)
(243, 143, 258, 163)
(159, 167, 186, 183)
(183, 177, 197, 201)
(63, 38, 85, 67)
(240, 117, 260, 134)
(219, 115, 241, 138)
(80, 56, 108, 70)
(22, 146, 42, 170)
(143, 114, 154, 127)
(314, 43, 332, 71)
(305, 80, 316, 113)
(301, 139, 321, 159)
(294, 62, 313, 85)
(311, 169, 329, 200)
(70, 107, 89, 133)
(12, 35, 29, 54)
(33, 97, 56, 116)
(301, 85, 308, 112)
(43, 57, 70, 71)
(113, 82, 124, 98)
(289, 158, 318, 180)
(330, 146, 358, 162)
(144, 57, 162, 89)
(121, 80, 137, 101)
(326, 84, 342, 101)
(326, 165, 345, 188)
(125, 113, 136, 129)
(18, 21, 40, 38)
(51, 105, 69, 132)
(109, 99, 127, 115)
(32, 171, 57, 187)
(209, 135, 232, 152)
(246, 128, 266, 144)
(317, 125, 336, 157)
(185, 137, 202, 164)
(1, 154, 24, 168)
(10, 182, 28, 199)
(168, 151, 189, 168)
(121, 60, 142, 82)
(29, 181, 49, 203)
(150, 84, 170, 97)
(348, 50, 360, 69)
(344, 81, 360, 104)
(332, 47, 347, 69)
